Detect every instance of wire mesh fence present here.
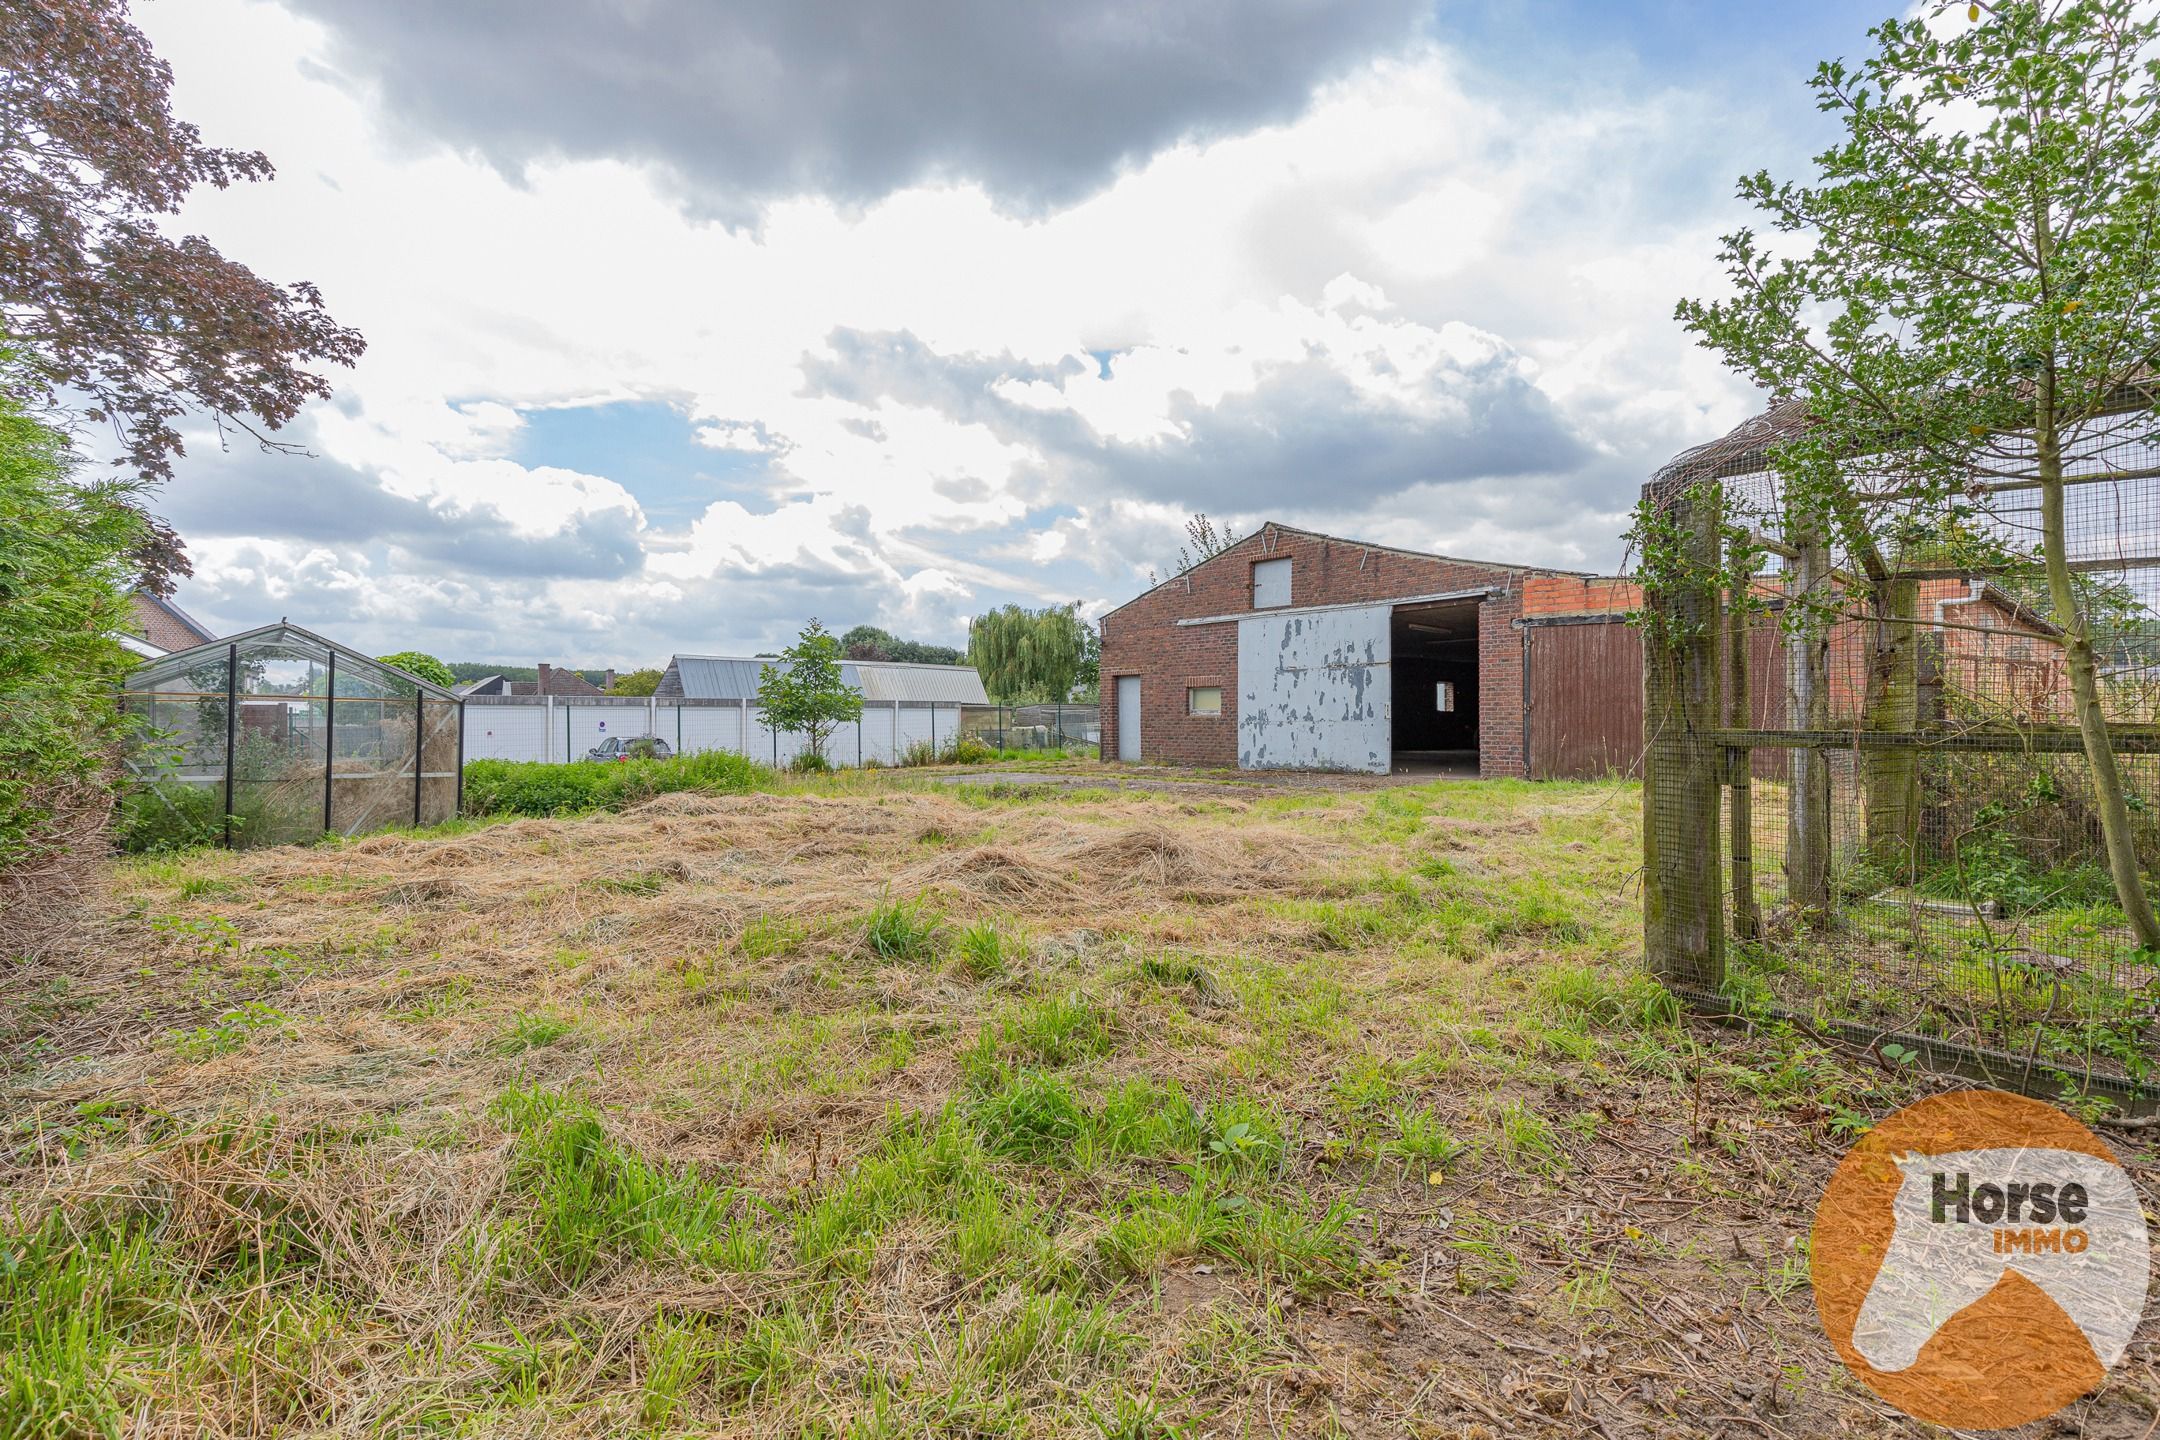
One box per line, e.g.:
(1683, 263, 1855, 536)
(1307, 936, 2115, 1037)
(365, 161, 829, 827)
(1640, 403, 2160, 1112)
(956, 703, 1099, 754)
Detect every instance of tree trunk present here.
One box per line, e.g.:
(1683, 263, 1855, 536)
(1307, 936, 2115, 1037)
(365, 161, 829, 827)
(1785, 521, 1832, 926)
(1726, 543, 1761, 941)
(2037, 393, 2160, 946)
(1861, 575, 1921, 882)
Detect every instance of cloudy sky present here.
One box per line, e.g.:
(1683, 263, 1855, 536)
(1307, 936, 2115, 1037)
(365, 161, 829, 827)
(138, 0, 1895, 667)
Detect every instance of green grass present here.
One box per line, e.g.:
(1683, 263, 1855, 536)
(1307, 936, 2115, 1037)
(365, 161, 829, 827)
(861, 896, 944, 961)
(17, 770, 2042, 1437)
(461, 749, 767, 817)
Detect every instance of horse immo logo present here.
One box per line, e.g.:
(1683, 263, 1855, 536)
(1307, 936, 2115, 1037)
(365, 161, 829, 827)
(1813, 1090, 2151, 1430)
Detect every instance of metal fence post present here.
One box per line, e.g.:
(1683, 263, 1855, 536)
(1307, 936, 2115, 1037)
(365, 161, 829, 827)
(414, 691, 424, 825)
(455, 699, 465, 817)
(223, 642, 238, 849)
(323, 651, 337, 835)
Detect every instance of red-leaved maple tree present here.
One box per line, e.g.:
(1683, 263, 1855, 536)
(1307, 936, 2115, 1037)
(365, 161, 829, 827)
(0, 0, 364, 590)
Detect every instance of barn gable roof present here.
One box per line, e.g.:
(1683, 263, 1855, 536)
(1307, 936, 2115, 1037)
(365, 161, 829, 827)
(1098, 521, 1590, 623)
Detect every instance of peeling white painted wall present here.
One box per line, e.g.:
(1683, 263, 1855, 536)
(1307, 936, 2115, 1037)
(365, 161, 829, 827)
(1236, 604, 1391, 773)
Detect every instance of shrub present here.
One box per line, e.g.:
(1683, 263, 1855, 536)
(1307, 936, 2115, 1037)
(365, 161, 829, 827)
(461, 750, 764, 817)
(788, 751, 832, 774)
(893, 735, 992, 767)
(375, 651, 455, 689)
(0, 385, 145, 944)
(113, 780, 224, 853)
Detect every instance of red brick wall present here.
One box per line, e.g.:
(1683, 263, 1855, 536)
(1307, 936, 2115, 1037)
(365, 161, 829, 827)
(128, 593, 215, 653)
(1477, 589, 1527, 777)
(1097, 525, 1538, 776)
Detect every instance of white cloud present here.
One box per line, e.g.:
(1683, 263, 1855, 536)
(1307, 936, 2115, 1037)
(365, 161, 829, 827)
(135, 0, 1775, 662)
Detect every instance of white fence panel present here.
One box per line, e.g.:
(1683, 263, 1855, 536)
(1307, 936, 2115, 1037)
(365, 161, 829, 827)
(566, 705, 650, 761)
(458, 697, 966, 770)
(828, 716, 862, 768)
(862, 703, 901, 765)
(898, 705, 935, 758)
(675, 702, 747, 756)
(464, 704, 548, 762)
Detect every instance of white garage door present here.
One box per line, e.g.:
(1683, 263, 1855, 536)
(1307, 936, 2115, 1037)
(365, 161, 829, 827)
(1237, 604, 1391, 773)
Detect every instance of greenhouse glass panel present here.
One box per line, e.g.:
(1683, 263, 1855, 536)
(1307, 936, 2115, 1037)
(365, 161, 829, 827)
(120, 624, 463, 849)
(233, 629, 334, 847)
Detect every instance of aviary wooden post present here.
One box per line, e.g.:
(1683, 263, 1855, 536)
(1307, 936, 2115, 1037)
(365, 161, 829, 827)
(1726, 539, 1760, 941)
(1642, 482, 1726, 991)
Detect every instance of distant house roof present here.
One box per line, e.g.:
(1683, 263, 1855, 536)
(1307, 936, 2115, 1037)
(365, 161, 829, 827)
(658, 654, 988, 705)
(454, 675, 507, 697)
(126, 590, 218, 654)
(533, 664, 604, 697)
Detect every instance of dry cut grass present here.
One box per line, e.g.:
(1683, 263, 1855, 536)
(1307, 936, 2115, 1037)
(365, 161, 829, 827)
(2, 770, 2155, 1438)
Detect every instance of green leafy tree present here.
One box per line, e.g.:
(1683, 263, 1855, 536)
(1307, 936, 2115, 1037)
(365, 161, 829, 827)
(968, 603, 1090, 703)
(838, 623, 964, 665)
(0, 380, 144, 934)
(755, 619, 862, 762)
(1678, 0, 2160, 944)
(607, 667, 663, 696)
(1075, 620, 1102, 701)
(376, 651, 455, 689)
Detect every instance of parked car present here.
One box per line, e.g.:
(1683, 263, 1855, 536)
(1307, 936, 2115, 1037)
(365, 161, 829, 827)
(583, 736, 672, 762)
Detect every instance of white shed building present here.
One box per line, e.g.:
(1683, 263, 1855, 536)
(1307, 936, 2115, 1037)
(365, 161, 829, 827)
(458, 654, 989, 769)
(653, 654, 986, 767)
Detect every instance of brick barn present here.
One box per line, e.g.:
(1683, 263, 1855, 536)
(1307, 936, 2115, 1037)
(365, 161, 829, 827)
(1097, 522, 1643, 779)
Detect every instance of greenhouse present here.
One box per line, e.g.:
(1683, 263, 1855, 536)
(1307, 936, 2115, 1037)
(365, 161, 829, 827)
(120, 623, 464, 849)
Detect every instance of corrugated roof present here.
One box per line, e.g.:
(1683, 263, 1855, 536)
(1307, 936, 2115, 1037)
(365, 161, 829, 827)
(665, 654, 987, 704)
(668, 656, 775, 700)
(854, 661, 989, 704)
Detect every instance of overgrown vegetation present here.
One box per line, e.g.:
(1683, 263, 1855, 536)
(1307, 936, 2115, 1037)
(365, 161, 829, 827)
(462, 750, 765, 816)
(0, 382, 144, 947)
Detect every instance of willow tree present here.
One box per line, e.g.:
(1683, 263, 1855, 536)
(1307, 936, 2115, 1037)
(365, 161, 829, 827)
(1678, 0, 2160, 945)
(968, 604, 1090, 704)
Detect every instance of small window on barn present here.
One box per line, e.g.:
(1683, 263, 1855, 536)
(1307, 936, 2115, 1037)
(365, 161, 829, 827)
(1436, 681, 1456, 713)
(1188, 686, 1223, 716)
(1252, 557, 1292, 609)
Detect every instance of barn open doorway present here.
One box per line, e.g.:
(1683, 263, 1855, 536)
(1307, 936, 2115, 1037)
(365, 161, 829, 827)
(1391, 601, 1480, 776)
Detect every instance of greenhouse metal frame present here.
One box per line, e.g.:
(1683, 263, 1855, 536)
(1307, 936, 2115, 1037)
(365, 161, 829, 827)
(121, 623, 465, 849)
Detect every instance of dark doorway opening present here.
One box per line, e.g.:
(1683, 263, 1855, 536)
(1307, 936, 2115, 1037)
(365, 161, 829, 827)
(1391, 601, 1480, 777)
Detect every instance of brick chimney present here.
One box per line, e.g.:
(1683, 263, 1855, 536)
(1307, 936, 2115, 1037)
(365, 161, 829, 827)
(537, 662, 553, 693)
(604, 668, 617, 691)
